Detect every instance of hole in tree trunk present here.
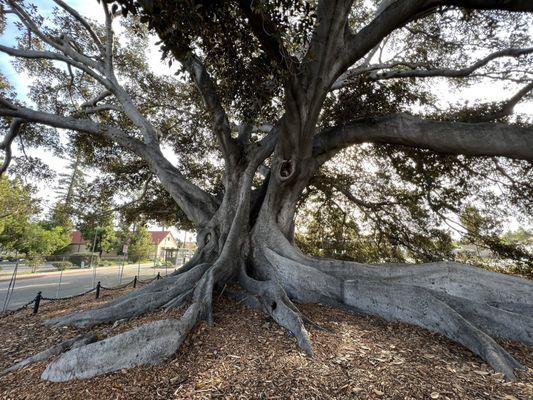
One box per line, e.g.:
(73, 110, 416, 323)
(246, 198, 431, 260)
(271, 301, 277, 311)
(279, 159, 294, 181)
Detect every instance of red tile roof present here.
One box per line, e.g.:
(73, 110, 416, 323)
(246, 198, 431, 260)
(70, 230, 85, 244)
(149, 231, 172, 245)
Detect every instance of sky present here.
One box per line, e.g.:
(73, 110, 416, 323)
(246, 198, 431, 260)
(0, 0, 531, 238)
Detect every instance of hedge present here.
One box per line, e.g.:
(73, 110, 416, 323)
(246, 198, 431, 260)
(68, 252, 99, 267)
(50, 261, 73, 270)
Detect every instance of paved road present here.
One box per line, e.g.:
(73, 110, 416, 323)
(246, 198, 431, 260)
(0, 262, 180, 311)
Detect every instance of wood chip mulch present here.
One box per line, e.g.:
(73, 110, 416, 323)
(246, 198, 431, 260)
(0, 288, 532, 400)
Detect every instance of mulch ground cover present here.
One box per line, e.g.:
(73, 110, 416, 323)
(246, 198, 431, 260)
(0, 287, 531, 399)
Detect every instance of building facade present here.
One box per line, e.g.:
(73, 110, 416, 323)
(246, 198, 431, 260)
(148, 231, 179, 261)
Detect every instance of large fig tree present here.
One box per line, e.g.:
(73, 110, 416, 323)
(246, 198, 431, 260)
(1, 0, 532, 382)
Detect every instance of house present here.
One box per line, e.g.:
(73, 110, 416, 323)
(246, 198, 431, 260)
(65, 230, 88, 253)
(63, 230, 118, 258)
(149, 231, 179, 261)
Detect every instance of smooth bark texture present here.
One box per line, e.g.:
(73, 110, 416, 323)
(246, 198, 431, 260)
(313, 113, 533, 164)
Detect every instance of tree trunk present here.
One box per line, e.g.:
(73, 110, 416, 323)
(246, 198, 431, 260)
(6, 150, 532, 383)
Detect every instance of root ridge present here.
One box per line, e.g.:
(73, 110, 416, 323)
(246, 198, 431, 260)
(263, 247, 531, 380)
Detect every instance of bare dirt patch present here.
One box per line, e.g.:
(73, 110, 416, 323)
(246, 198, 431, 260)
(1, 288, 532, 399)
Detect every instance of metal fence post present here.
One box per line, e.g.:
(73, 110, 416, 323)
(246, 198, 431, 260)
(56, 269, 64, 298)
(133, 275, 137, 288)
(33, 291, 42, 314)
(95, 281, 101, 299)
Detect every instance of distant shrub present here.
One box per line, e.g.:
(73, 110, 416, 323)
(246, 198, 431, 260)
(69, 252, 99, 267)
(50, 261, 73, 270)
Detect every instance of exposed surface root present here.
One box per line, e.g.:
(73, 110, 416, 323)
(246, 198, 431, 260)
(9, 236, 532, 383)
(41, 263, 220, 382)
(239, 264, 313, 356)
(42, 316, 198, 382)
(0, 334, 97, 377)
(264, 247, 529, 380)
(342, 279, 524, 380)
(306, 257, 533, 306)
(45, 263, 210, 329)
(437, 293, 533, 346)
(3, 291, 531, 399)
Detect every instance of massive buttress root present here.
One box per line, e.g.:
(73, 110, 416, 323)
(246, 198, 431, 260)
(42, 262, 219, 382)
(4, 230, 531, 382)
(264, 247, 532, 380)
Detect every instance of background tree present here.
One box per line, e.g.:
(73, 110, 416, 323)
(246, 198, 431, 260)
(0, 176, 70, 269)
(0, 0, 532, 382)
(51, 150, 87, 226)
(127, 224, 152, 262)
(503, 227, 533, 246)
(76, 183, 118, 256)
(16, 222, 70, 272)
(0, 175, 36, 240)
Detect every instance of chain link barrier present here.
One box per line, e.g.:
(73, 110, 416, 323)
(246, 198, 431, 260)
(0, 298, 36, 319)
(0, 273, 164, 318)
(100, 281, 133, 291)
(137, 275, 158, 284)
(41, 287, 97, 302)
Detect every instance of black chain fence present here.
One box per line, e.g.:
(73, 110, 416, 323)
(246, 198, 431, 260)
(0, 272, 162, 319)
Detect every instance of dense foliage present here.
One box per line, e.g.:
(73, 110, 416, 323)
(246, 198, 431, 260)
(0, 176, 70, 269)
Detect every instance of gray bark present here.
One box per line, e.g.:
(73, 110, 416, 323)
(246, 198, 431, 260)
(0, 334, 97, 377)
(313, 113, 533, 165)
(262, 245, 531, 380)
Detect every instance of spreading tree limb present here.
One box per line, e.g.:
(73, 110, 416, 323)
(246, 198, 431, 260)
(0, 118, 23, 175)
(313, 113, 533, 165)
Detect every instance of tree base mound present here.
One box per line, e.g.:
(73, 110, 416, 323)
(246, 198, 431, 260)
(1, 287, 531, 399)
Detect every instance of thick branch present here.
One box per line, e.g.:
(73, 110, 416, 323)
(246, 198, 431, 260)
(475, 81, 533, 122)
(0, 118, 23, 175)
(0, 103, 218, 225)
(333, 47, 533, 89)
(313, 113, 533, 163)
(51, 0, 104, 53)
(73, 104, 122, 116)
(7, 1, 104, 73)
(178, 52, 240, 162)
(0, 44, 109, 90)
(339, 1, 533, 82)
(369, 47, 533, 81)
(101, 1, 114, 75)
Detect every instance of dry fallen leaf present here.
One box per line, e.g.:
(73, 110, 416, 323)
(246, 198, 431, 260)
(1, 287, 530, 400)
